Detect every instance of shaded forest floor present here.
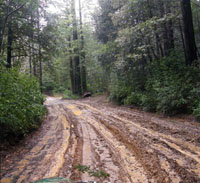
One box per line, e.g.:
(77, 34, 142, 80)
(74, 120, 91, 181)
(0, 96, 200, 183)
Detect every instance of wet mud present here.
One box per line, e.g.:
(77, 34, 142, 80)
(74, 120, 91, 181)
(0, 96, 200, 183)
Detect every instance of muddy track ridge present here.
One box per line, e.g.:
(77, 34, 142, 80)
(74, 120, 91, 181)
(0, 96, 200, 183)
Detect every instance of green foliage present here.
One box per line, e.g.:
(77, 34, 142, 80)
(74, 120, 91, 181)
(109, 74, 132, 104)
(92, 0, 200, 119)
(0, 67, 46, 141)
(62, 89, 80, 100)
(88, 170, 110, 179)
(148, 54, 200, 115)
(193, 104, 200, 121)
(75, 164, 91, 173)
(86, 40, 111, 94)
(154, 81, 188, 115)
(109, 85, 131, 104)
(43, 79, 57, 94)
(108, 51, 200, 116)
(74, 164, 110, 179)
(53, 86, 66, 95)
(139, 93, 157, 112)
(124, 92, 142, 106)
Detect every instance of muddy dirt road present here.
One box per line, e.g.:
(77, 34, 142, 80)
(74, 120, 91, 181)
(1, 96, 200, 183)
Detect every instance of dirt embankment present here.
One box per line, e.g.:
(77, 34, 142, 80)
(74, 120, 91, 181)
(1, 96, 200, 183)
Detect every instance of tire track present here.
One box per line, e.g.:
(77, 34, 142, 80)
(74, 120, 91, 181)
(0, 104, 71, 183)
(1, 97, 200, 183)
(74, 101, 200, 182)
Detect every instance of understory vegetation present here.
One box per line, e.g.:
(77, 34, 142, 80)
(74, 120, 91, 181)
(94, 0, 200, 119)
(0, 67, 46, 142)
(63, 89, 80, 100)
(109, 52, 200, 116)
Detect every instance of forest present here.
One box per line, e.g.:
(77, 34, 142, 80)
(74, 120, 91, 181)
(1, 0, 200, 183)
(0, 0, 200, 142)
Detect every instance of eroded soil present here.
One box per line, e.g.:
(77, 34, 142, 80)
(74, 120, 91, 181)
(0, 96, 200, 183)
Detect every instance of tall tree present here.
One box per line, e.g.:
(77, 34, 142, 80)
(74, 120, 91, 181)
(72, 0, 81, 95)
(94, 0, 117, 43)
(0, 1, 26, 59)
(68, 35, 75, 93)
(37, 0, 42, 90)
(6, 24, 13, 68)
(79, 0, 87, 93)
(180, 0, 198, 65)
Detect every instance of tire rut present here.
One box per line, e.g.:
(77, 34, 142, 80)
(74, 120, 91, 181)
(74, 100, 200, 183)
(1, 97, 200, 183)
(1, 104, 71, 183)
(64, 104, 123, 183)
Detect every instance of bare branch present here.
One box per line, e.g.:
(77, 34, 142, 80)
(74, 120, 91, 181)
(7, 3, 26, 18)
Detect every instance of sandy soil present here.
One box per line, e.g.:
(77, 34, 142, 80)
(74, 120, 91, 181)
(0, 96, 200, 183)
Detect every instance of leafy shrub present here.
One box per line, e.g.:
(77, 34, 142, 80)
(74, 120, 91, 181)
(124, 92, 142, 105)
(63, 89, 73, 99)
(62, 89, 79, 99)
(43, 78, 57, 94)
(141, 53, 200, 115)
(193, 103, 200, 121)
(75, 164, 110, 179)
(109, 76, 132, 104)
(155, 83, 188, 115)
(0, 67, 46, 141)
(53, 86, 65, 94)
(109, 51, 200, 117)
(140, 93, 157, 112)
(123, 92, 157, 112)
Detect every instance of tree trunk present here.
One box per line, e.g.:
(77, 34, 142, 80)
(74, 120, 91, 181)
(6, 25, 13, 68)
(38, 42, 42, 90)
(0, 6, 9, 59)
(179, 18, 187, 60)
(68, 36, 75, 93)
(147, 0, 160, 59)
(159, 0, 174, 56)
(0, 15, 9, 57)
(37, 0, 42, 91)
(166, 0, 174, 52)
(0, 32, 3, 58)
(72, 0, 81, 95)
(30, 5, 35, 75)
(33, 58, 37, 76)
(180, 0, 198, 65)
(197, 12, 200, 57)
(39, 47, 42, 91)
(168, 19, 174, 51)
(29, 41, 32, 75)
(79, 0, 87, 93)
(159, 0, 170, 56)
